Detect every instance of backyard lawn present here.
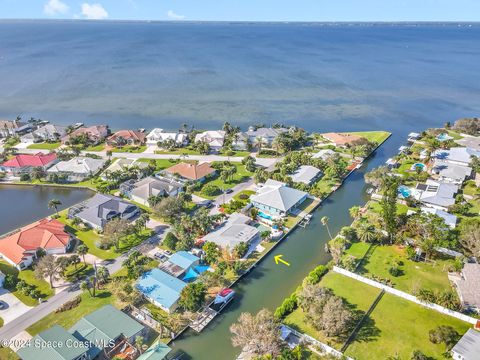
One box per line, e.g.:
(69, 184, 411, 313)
(367, 200, 410, 215)
(136, 158, 179, 171)
(26, 289, 114, 336)
(27, 142, 61, 150)
(195, 163, 253, 199)
(0, 261, 54, 306)
(346, 131, 391, 144)
(155, 148, 202, 155)
(85, 144, 105, 151)
(285, 272, 471, 360)
(111, 145, 146, 153)
(345, 244, 456, 294)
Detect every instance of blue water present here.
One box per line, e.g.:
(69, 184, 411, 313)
(0, 21, 479, 135)
(257, 211, 273, 220)
(437, 132, 452, 141)
(398, 185, 411, 198)
(412, 162, 426, 171)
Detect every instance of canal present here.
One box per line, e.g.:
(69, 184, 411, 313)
(170, 133, 405, 359)
(0, 184, 93, 235)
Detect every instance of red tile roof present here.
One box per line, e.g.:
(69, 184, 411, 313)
(165, 162, 216, 180)
(0, 219, 71, 265)
(1, 153, 57, 168)
(107, 130, 146, 143)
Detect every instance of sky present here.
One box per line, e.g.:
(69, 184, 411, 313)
(0, 0, 479, 21)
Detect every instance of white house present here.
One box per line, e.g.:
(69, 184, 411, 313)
(413, 179, 458, 211)
(433, 147, 480, 167)
(195, 130, 226, 151)
(245, 127, 288, 147)
(47, 156, 106, 182)
(146, 128, 188, 146)
(290, 165, 322, 185)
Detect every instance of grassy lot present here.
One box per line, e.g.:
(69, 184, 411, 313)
(446, 130, 464, 140)
(85, 144, 105, 151)
(0, 347, 19, 359)
(194, 163, 253, 199)
(312, 177, 338, 195)
(367, 200, 410, 215)
(463, 180, 479, 197)
(27, 289, 114, 336)
(0, 261, 54, 306)
(349, 244, 456, 293)
(233, 189, 255, 202)
(111, 145, 146, 153)
(27, 142, 61, 150)
(346, 131, 391, 144)
(155, 148, 201, 155)
(136, 158, 179, 171)
(285, 272, 470, 360)
(218, 150, 251, 157)
(63, 263, 93, 282)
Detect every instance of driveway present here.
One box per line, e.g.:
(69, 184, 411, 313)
(0, 288, 33, 324)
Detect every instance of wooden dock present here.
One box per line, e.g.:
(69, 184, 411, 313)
(189, 295, 234, 332)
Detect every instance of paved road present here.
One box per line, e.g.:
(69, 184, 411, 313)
(209, 178, 255, 215)
(0, 223, 169, 342)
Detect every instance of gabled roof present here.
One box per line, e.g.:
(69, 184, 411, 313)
(17, 325, 89, 360)
(420, 207, 457, 228)
(1, 152, 57, 168)
(168, 251, 199, 270)
(165, 162, 215, 180)
(137, 268, 187, 310)
(290, 165, 322, 184)
(0, 218, 70, 265)
(251, 179, 308, 212)
(69, 305, 143, 352)
(137, 340, 171, 360)
(451, 329, 480, 360)
(312, 149, 335, 160)
(245, 127, 286, 138)
(194, 130, 226, 146)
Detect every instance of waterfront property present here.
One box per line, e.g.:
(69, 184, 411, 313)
(431, 160, 472, 184)
(202, 212, 260, 253)
(120, 176, 184, 206)
(194, 130, 226, 151)
(290, 165, 322, 185)
(449, 263, 480, 314)
(146, 128, 189, 146)
(0, 218, 73, 269)
(321, 132, 363, 147)
(433, 147, 480, 167)
(160, 251, 201, 278)
(47, 156, 107, 182)
(20, 124, 67, 143)
(0, 119, 30, 138)
(106, 129, 147, 147)
(68, 193, 139, 230)
(163, 161, 216, 182)
(311, 148, 335, 160)
(420, 207, 457, 228)
(451, 328, 480, 360)
(456, 136, 480, 151)
(61, 125, 109, 145)
(19, 305, 147, 360)
(245, 126, 288, 147)
(137, 340, 172, 360)
(414, 179, 458, 211)
(137, 268, 187, 313)
(250, 179, 308, 217)
(0, 152, 57, 176)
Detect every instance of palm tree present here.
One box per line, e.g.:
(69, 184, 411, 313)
(321, 216, 333, 240)
(349, 206, 360, 220)
(81, 280, 92, 297)
(357, 223, 376, 243)
(254, 136, 265, 152)
(106, 150, 112, 160)
(48, 199, 62, 216)
(77, 244, 88, 265)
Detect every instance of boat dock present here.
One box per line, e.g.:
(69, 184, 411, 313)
(189, 291, 235, 332)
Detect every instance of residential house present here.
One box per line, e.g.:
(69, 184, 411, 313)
(202, 213, 260, 254)
(245, 127, 288, 147)
(312, 149, 336, 160)
(159, 251, 200, 278)
(194, 130, 226, 151)
(290, 165, 322, 185)
(251, 179, 308, 217)
(0, 152, 57, 176)
(164, 161, 216, 182)
(231, 131, 249, 150)
(120, 176, 183, 206)
(0, 218, 74, 270)
(450, 263, 480, 314)
(17, 325, 90, 360)
(413, 179, 458, 211)
(106, 129, 146, 147)
(137, 341, 172, 360)
(433, 147, 480, 167)
(137, 268, 187, 313)
(146, 128, 188, 146)
(431, 160, 472, 184)
(321, 132, 363, 147)
(21, 124, 67, 143)
(451, 328, 480, 360)
(68, 193, 139, 230)
(456, 136, 480, 151)
(61, 125, 109, 145)
(69, 304, 146, 359)
(47, 156, 106, 182)
(101, 158, 149, 180)
(420, 207, 457, 229)
(407, 132, 421, 142)
(0, 119, 30, 138)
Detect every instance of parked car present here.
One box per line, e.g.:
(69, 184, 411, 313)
(154, 252, 167, 262)
(225, 188, 233, 194)
(0, 300, 7, 310)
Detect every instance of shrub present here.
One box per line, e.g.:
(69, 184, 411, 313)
(55, 296, 82, 313)
(238, 193, 249, 200)
(305, 265, 328, 284)
(201, 184, 221, 197)
(274, 293, 298, 319)
(388, 265, 402, 277)
(20, 173, 31, 181)
(163, 232, 179, 251)
(3, 274, 17, 289)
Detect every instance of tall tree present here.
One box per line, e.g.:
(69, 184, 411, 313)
(48, 199, 62, 216)
(35, 254, 62, 289)
(321, 216, 333, 240)
(380, 176, 399, 243)
(103, 218, 130, 251)
(77, 244, 89, 265)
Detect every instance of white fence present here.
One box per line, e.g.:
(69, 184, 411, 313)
(333, 266, 478, 325)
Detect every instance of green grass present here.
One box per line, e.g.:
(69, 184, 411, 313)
(194, 163, 253, 199)
(136, 158, 179, 171)
(85, 144, 105, 151)
(26, 289, 114, 336)
(0, 347, 19, 359)
(111, 145, 146, 153)
(367, 200, 409, 215)
(233, 190, 255, 202)
(154, 148, 202, 155)
(63, 263, 93, 282)
(218, 150, 252, 157)
(350, 244, 456, 293)
(446, 130, 464, 140)
(463, 180, 479, 197)
(285, 272, 470, 360)
(345, 131, 391, 144)
(0, 261, 54, 306)
(27, 142, 61, 150)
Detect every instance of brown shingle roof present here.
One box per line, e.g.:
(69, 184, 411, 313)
(165, 162, 215, 180)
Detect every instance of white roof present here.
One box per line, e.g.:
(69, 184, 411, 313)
(47, 156, 106, 175)
(452, 328, 480, 360)
(433, 147, 480, 165)
(290, 165, 321, 184)
(416, 179, 458, 208)
(420, 207, 457, 228)
(203, 216, 259, 250)
(433, 160, 472, 182)
(312, 149, 335, 160)
(103, 158, 148, 174)
(147, 128, 187, 144)
(408, 132, 420, 138)
(251, 179, 307, 212)
(195, 130, 226, 146)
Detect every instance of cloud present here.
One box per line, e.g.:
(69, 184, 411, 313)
(44, 0, 69, 16)
(167, 10, 186, 20)
(81, 3, 109, 20)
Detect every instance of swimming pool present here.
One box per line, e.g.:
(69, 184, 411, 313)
(411, 163, 426, 171)
(182, 265, 211, 282)
(398, 185, 412, 198)
(437, 133, 452, 141)
(258, 211, 273, 220)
